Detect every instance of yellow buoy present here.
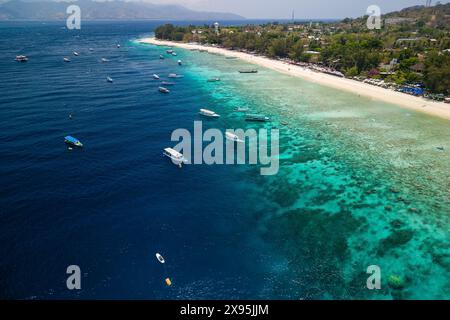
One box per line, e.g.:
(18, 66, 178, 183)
(165, 278, 172, 286)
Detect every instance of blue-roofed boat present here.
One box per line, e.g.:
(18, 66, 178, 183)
(64, 136, 83, 147)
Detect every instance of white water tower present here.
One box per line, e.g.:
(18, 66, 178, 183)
(214, 22, 220, 35)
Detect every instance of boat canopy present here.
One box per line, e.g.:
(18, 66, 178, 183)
(164, 148, 183, 159)
(65, 136, 79, 144)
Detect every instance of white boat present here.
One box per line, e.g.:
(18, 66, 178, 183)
(235, 107, 249, 112)
(172, 52, 177, 56)
(159, 87, 170, 93)
(168, 73, 183, 78)
(155, 253, 165, 264)
(159, 54, 164, 59)
(178, 60, 182, 65)
(199, 108, 220, 118)
(101, 58, 109, 63)
(225, 132, 243, 143)
(15, 55, 28, 62)
(166, 49, 174, 54)
(117, 44, 121, 48)
(107, 76, 113, 83)
(153, 74, 160, 80)
(63, 57, 71, 62)
(73, 51, 79, 56)
(163, 148, 188, 167)
(89, 48, 94, 51)
(207, 77, 220, 82)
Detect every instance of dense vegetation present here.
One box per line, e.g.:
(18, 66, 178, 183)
(155, 4, 450, 95)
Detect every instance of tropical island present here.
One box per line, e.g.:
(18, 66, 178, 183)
(152, 3, 450, 102)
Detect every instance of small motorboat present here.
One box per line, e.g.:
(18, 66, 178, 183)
(234, 107, 249, 112)
(161, 81, 175, 86)
(225, 132, 243, 143)
(199, 108, 220, 118)
(155, 253, 165, 264)
(101, 58, 109, 63)
(107, 76, 113, 83)
(89, 48, 94, 52)
(159, 87, 170, 93)
(163, 147, 188, 167)
(166, 49, 174, 54)
(64, 136, 83, 148)
(172, 52, 177, 56)
(63, 57, 71, 62)
(245, 114, 270, 122)
(168, 73, 184, 78)
(73, 51, 79, 56)
(178, 60, 182, 65)
(207, 77, 220, 82)
(159, 54, 165, 59)
(239, 69, 258, 73)
(153, 74, 160, 80)
(15, 55, 28, 62)
(437, 146, 445, 151)
(117, 44, 121, 48)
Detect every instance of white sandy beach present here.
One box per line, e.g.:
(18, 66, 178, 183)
(139, 37, 450, 121)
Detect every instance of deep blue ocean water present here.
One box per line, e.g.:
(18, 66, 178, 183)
(0, 21, 269, 299)
(1, 21, 449, 300)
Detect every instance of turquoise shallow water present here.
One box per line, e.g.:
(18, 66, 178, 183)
(142, 42, 450, 299)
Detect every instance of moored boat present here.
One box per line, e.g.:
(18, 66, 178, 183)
(63, 57, 71, 62)
(153, 74, 160, 80)
(234, 107, 249, 112)
(163, 147, 188, 167)
(64, 136, 83, 147)
(159, 87, 170, 93)
(207, 77, 220, 82)
(161, 81, 175, 86)
(107, 76, 113, 83)
(245, 114, 270, 122)
(101, 58, 109, 63)
(156, 253, 165, 264)
(168, 73, 184, 78)
(239, 69, 258, 73)
(73, 51, 79, 56)
(178, 60, 182, 65)
(225, 132, 244, 143)
(199, 108, 220, 118)
(15, 55, 28, 62)
(159, 54, 165, 59)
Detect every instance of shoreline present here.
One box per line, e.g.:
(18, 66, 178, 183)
(138, 37, 450, 121)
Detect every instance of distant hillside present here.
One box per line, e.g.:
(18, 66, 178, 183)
(346, 3, 450, 29)
(0, 0, 245, 20)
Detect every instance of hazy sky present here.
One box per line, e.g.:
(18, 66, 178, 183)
(145, 0, 450, 19)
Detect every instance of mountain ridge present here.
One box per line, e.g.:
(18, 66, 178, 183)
(0, 0, 245, 20)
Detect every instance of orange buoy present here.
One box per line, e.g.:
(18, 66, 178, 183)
(165, 278, 172, 286)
